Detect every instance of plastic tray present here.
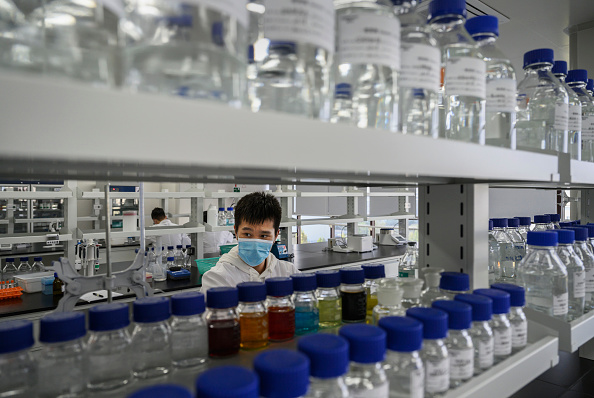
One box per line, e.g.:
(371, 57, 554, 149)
(195, 257, 220, 284)
(219, 244, 237, 255)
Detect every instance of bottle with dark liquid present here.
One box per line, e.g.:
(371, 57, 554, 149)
(265, 277, 295, 341)
(237, 282, 269, 350)
(205, 287, 240, 357)
(340, 268, 367, 323)
(52, 273, 64, 297)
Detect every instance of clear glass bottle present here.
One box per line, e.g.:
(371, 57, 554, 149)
(566, 227, 594, 313)
(195, 365, 259, 397)
(122, 0, 247, 106)
(474, 289, 512, 364)
(515, 217, 532, 241)
(87, 303, 133, 390)
(553, 229, 585, 320)
(237, 281, 269, 350)
(32, 256, 45, 272)
(339, 324, 389, 397)
(166, 246, 175, 262)
(226, 207, 235, 226)
(340, 268, 367, 323)
(399, 278, 424, 309)
(254, 349, 311, 398)
(546, 214, 562, 230)
(491, 283, 528, 353)
(516, 48, 569, 153)
(454, 293, 494, 374)
(205, 287, 241, 357)
(28, 0, 121, 87)
(131, 296, 172, 378)
(17, 257, 31, 273)
(362, 264, 386, 324)
(247, 0, 334, 119)
(292, 273, 320, 335)
(429, 0, 486, 143)
(266, 277, 296, 341)
(585, 225, 594, 254)
(298, 334, 350, 398)
(533, 215, 553, 231)
(399, 241, 419, 278)
(439, 272, 470, 299)
(38, 312, 88, 398)
(466, 15, 516, 149)
(173, 245, 184, 267)
(567, 69, 594, 162)
(166, 256, 175, 271)
(491, 218, 516, 282)
(170, 291, 208, 368)
(0, 320, 36, 397)
(552, 63, 582, 159)
(488, 220, 501, 284)
(432, 300, 474, 388)
(372, 277, 405, 325)
(148, 249, 166, 282)
(217, 208, 226, 227)
(394, 0, 440, 137)
(588, 79, 594, 97)
(332, 0, 400, 130)
(420, 268, 449, 307)
(507, 218, 527, 271)
(516, 231, 569, 321)
(316, 270, 343, 329)
(406, 307, 450, 397)
(378, 316, 425, 398)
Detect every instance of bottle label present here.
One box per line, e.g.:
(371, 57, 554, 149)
(337, 12, 401, 70)
(263, 0, 335, 52)
(185, 0, 249, 28)
(486, 78, 517, 113)
(350, 382, 389, 398)
(494, 328, 512, 356)
(425, 358, 449, 393)
(478, 339, 494, 368)
(410, 368, 425, 398)
(553, 292, 569, 316)
(574, 271, 586, 298)
(585, 268, 594, 293)
(569, 104, 583, 131)
(554, 103, 569, 131)
(449, 348, 474, 380)
(444, 57, 487, 99)
(582, 116, 594, 140)
(514, 243, 525, 262)
(399, 43, 440, 92)
(512, 320, 528, 348)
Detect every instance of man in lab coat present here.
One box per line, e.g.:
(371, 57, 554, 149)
(201, 192, 300, 293)
(148, 207, 191, 248)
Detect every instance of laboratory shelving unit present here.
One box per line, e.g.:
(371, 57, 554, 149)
(6, 70, 594, 396)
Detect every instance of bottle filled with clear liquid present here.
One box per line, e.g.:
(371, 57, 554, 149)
(122, 0, 248, 106)
(247, 0, 335, 119)
(489, 220, 501, 285)
(515, 217, 532, 241)
(516, 48, 569, 153)
(553, 62, 582, 159)
(567, 227, 594, 313)
(491, 218, 515, 282)
(566, 69, 594, 162)
(553, 229, 585, 321)
(516, 231, 569, 321)
(429, 0, 486, 143)
(394, 0, 440, 137)
(466, 15, 516, 149)
(506, 218, 526, 270)
(332, 0, 400, 130)
(399, 241, 419, 278)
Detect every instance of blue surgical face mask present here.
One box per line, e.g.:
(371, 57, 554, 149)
(238, 238, 274, 267)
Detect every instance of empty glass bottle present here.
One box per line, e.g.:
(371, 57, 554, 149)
(170, 291, 208, 368)
(455, 294, 494, 375)
(372, 277, 405, 325)
(2, 258, 17, 282)
(17, 257, 31, 273)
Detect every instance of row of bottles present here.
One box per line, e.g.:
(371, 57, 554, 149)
(145, 245, 193, 282)
(3, 1, 594, 159)
(217, 207, 235, 227)
(1, 256, 45, 281)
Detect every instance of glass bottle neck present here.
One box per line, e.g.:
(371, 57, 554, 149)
(554, 74, 567, 82)
(524, 63, 553, 72)
(430, 14, 466, 27)
(568, 81, 587, 89)
(472, 33, 497, 45)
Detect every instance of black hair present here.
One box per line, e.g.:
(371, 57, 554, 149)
(234, 192, 282, 232)
(151, 207, 166, 220)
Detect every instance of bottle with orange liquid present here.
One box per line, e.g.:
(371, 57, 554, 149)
(265, 277, 295, 342)
(237, 282, 269, 350)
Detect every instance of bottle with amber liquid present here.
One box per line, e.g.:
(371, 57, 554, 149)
(237, 282, 269, 350)
(52, 273, 64, 297)
(205, 287, 240, 357)
(265, 277, 296, 341)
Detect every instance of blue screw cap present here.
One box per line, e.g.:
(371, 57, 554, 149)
(361, 264, 386, 280)
(524, 48, 554, 69)
(526, 231, 558, 247)
(340, 267, 365, 285)
(553, 229, 575, 244)
(492, 218, 508, 228)
(455, 293, 493, 321)
(491, 283, 525, 307)
(474, 289, 511, 314)
(316, 270, 341, 288)
(195, 366, 259, 398)
(40, 312, 86, 343)
(440, 272, 470, 292)
(129, 384, 193, 398)
(552, 61, 568, 76)
(89, 303, 130, 331)
(291, 273, 317, 292)
(134, 296, 171, 323)
(237, 282, 267, 303)
(432, 300, 472, 330)
(266, 277, 294, 297)
(428, 0, 467, 21)
(171, 291, 206, 316)
(465, 15, 499, 37)
(406, 307, 449, 339)
(0, 320, 34, 354)
(339, 324, 387, 364)
(206, 287, 239, 309)
(298, 334, 349, 379)
(378, 316, 423, 352)
(254, 349, 310, 398)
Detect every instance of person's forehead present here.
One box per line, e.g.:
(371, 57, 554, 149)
(239, 220, 275, 231)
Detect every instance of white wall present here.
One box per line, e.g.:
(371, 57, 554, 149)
(489, 188, 557, 219)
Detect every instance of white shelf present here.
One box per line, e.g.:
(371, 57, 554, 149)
(80, 191, 205, 199)
(525, 308, 594, 353)
(298, 191, 365, 197)
(365, 191, 415, 197)
(365, 213, 416, 222)
(81, 226, 205, 240)
(441, 323, 559, 398)
(569, 159, 594, 186)
(0, 191, 72, 199)
(0, 232, 72, 245)
(206, 191, 297, 199)
(205, 220, 295, 231)
(0, 72, 561, 186)
(298, 217, 364, 226)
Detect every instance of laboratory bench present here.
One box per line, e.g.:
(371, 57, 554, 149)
(0, 242, 406, 320)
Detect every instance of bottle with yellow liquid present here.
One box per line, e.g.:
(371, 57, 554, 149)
(315, 270, 342, 329)
(362, 264, 386, 324)
(237, 282, 269, 350)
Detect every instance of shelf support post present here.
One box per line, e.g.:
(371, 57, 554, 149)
(189, 183, 204, 260)
(62, 180, 78, 265)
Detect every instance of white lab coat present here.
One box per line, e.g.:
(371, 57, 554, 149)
(203, 231, 235, 254)
(200, 246, 300, 294)
(147, 218, 191, 248)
